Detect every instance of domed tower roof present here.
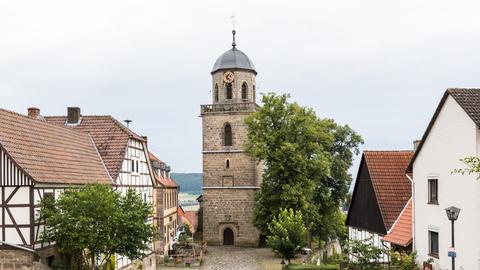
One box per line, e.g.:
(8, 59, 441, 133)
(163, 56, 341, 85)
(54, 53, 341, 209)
(211, 30, 257, 75)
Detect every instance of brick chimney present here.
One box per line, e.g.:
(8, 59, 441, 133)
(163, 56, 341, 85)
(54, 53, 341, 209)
(67, 107, 81, 124)
(413, 140, 421, 151)
(27, 107, 40, 119)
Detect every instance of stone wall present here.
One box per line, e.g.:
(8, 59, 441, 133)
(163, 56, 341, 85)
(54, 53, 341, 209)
(202, 188, 259, 247)
(211, 70, 256, 104)
(202, 113, 252, 151)
(0, 250, 34, 270)
(203, 152, 257, 187)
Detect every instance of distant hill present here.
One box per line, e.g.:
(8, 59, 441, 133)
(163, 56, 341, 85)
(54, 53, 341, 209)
(171, 173, 202, 195)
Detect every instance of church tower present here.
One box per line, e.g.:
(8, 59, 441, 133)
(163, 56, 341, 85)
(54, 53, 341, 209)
(200, 30, 262, 246)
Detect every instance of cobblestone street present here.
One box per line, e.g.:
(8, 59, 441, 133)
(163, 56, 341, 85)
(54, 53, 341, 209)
(200, 246, 264, 270)
(158, 246, 284, 270)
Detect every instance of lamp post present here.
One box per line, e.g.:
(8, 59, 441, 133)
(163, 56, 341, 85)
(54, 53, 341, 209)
(445, 206, 461, 270)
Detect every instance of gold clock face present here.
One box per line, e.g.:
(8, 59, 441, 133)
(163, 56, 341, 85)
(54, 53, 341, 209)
(223, 71, 234, 83)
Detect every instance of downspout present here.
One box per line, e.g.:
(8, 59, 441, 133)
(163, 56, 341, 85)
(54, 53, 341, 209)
(406, 173, 415, 251)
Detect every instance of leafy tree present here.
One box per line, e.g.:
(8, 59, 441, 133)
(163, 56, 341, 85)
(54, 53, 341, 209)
(454, 156, 480, 178)
(267, 208, 307, 264)
(39, 184, 155, 270)
(348, 238, 383, 270)
(245, 93, 362, 242)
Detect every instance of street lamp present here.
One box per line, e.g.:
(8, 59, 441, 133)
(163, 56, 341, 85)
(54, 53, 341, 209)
(445, 206, 461, 270)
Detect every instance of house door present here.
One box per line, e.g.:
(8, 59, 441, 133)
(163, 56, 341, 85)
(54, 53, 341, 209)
(223, 228, 234, 245)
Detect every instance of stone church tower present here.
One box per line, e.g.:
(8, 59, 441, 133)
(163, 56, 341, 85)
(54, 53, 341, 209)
(200, 30, 263, 246)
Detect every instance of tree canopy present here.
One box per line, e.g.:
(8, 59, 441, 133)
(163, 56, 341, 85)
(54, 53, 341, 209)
(267, 208, 307, 263)
(245, 93, 362, 242)
(39, 184, 155, 270)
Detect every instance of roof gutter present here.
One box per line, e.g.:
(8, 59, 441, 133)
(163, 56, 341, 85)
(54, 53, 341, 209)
(0, 241, 37, 253)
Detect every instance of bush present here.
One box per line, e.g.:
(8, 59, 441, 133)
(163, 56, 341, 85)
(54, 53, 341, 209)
(287, 264, 339, 270)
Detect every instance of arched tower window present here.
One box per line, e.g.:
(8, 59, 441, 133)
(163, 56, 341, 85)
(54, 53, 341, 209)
(224, 124, 232, 146)
(226, 83, 233, 100)
(214, 84, 219, 102)
(241, 82, 248, 100)
(226, 159, 230, 169)
(253, 85, 256, 101)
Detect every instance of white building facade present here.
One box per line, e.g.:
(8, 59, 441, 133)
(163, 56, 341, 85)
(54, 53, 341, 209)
(409, 89, 480, 269)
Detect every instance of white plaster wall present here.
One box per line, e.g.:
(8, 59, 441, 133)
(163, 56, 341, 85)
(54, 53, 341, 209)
(348, 227, 390, 263)
(413, 95, 480, 269)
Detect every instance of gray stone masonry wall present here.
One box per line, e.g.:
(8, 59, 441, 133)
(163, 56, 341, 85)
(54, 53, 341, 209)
(202, 188, 259, 247)
(203, 152, 256, 187)
(0, 250, 34, 270)
(212, 70, 256, 104)
(202, 113, 252, 151)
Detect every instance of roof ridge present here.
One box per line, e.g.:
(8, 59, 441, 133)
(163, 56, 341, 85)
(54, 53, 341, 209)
(0, 108, 94, 139)
(107, 115, 146, 142)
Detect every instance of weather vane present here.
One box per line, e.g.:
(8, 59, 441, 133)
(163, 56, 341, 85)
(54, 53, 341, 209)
(231, 14, 236, 47)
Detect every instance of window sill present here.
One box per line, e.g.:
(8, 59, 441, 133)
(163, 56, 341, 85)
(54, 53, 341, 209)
(428, 253, 439, 259)
(428, 201, 439, 205)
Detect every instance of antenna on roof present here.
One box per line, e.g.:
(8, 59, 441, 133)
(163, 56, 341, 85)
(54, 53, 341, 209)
(124, 119, 132, 128)
(231, 14, 236, 48)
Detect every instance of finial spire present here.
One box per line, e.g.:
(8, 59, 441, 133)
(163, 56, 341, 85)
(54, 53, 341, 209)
(231, 15, 236, 48)
(232, 30, 236, 48)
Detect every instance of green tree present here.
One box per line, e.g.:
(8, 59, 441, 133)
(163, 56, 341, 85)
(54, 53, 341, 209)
(267, 208, 307, 264)
(454, 156, 480, 178)
(348, 238, 383, 270)
(245, 93, 362, 242)
(39, 184, 155, 270)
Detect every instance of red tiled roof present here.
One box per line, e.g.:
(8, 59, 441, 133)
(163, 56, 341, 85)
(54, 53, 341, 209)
(364, 151, 413, 230)
(149, 152, 178, 188)
(382, 199, 412, 247)
(46, 115, 145, 180)
(184, 210, 198, 231)
(0, 109, 112, 185)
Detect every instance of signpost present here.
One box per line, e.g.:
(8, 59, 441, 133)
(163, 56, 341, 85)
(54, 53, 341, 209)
(448, 247, 456, 258)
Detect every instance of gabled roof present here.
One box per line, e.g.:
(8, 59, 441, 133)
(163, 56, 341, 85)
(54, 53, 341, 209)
(382, 199, 412, 247)
(0, 109, 112, 185)
(356, 151, 413, 230)
(45, 115, 145, 180)
(407, 88, 480, 172)
(148, 152, 178, 188)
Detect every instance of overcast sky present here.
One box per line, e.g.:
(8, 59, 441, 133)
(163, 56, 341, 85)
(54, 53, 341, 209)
(1, 1, 480, 175)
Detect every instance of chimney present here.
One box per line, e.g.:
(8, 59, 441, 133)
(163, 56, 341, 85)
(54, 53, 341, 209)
(27, 107, 40, 119)
(67, 107, 81, 124)
(413, 140, 421, 151)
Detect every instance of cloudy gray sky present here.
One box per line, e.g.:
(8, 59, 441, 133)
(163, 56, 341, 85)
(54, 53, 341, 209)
(1, 1, 480, 174)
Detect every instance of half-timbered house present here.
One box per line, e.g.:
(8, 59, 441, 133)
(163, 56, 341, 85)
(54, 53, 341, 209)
(149, 152, 178, 255)
(45, 107, 157, 269)
(346, 150, 413, 263)
(0, 107, 112, 268)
